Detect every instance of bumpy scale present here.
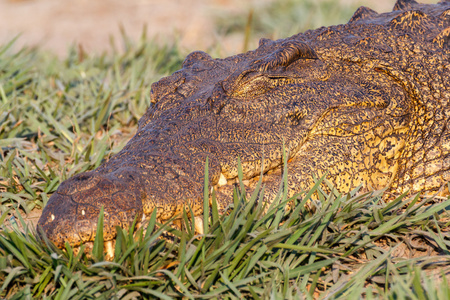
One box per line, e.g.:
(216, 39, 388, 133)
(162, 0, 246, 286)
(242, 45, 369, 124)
(38, 0, 450, 250)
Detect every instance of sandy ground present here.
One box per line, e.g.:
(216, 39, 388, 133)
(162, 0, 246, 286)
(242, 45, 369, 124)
(0, 0, 433, 57)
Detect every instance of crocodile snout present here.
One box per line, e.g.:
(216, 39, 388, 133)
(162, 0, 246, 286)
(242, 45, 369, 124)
(37, 170, 144, 248)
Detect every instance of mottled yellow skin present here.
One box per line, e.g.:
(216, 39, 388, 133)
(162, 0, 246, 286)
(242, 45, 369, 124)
(38, 0, 450, 248)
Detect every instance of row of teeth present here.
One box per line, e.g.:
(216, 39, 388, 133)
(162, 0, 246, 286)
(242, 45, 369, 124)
(50, 209, 85, 222)
(72, 240, 116, 259)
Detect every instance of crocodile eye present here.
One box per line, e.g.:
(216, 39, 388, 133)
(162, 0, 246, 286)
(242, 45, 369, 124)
(224, 40, 317, 98)
(231, 73, 276, 97)
(230, 72, 296, 98)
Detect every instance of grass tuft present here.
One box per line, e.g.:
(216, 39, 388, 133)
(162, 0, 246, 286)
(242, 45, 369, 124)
(0, 172, 449, 298)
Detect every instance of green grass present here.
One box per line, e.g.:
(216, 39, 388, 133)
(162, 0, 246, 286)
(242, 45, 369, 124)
(216, 0, 358, 36)
(1, 2, 450, 298)
(215, 0, 361, 52)
(0, 167, 449, 298)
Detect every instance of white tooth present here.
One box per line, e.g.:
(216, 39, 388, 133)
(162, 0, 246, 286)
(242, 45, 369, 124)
(82, 210, 85, 216)
(51, 214, 55, 221)
(218, 173, 228, 187)
(194, 216, 204, 235)
(141, 213, 146, 222)
(104, 240, 114, 260)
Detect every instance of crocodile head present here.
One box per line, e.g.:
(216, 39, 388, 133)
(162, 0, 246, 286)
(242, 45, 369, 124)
(38, 0, 450, 250)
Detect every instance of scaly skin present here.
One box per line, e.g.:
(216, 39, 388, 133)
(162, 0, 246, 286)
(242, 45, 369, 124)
(38, 0, 450, 248)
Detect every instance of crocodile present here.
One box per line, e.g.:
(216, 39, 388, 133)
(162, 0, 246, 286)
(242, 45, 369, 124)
(38, 0, 450, 253)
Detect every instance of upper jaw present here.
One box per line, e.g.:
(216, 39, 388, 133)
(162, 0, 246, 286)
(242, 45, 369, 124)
(37, 170, 145, 248)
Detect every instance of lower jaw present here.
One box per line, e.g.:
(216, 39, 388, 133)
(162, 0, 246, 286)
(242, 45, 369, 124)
(69, 216, 203, 260)
(70, 219, 148, 260)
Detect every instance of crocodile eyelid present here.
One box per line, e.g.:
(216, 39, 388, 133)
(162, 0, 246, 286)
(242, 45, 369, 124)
(258, 40, 318, 72)
(223, 41, 317, 96)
